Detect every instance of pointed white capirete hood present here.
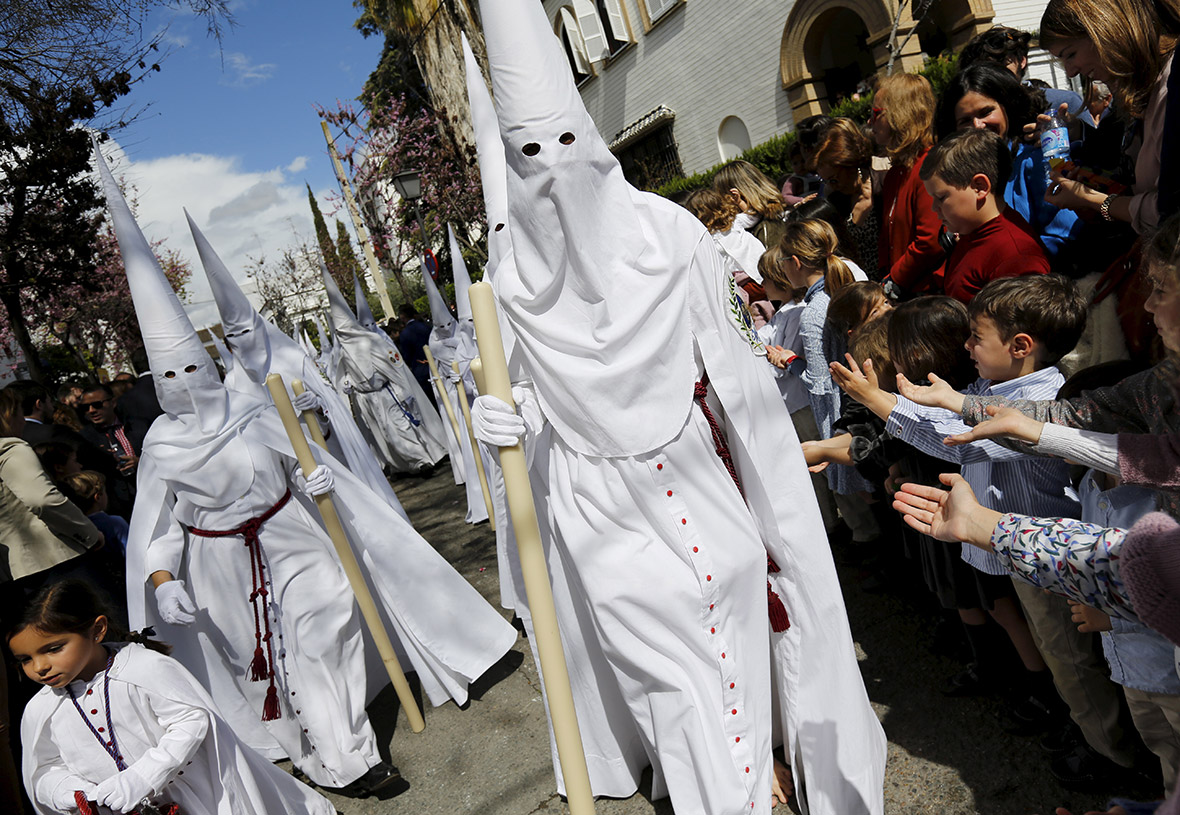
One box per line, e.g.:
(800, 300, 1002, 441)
(93, 141, 231, 433)
(448, 225, 474, 323)
(480, 0, 698, 457)
(323, 263, 381, 380)
(462, 31, 510, 277)
(353, 272, 380, 331)
(422, 263, 454, 334)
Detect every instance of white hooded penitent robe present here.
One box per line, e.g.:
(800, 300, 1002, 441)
(21, 642, 334, 815)
(127, 393, 516, 787)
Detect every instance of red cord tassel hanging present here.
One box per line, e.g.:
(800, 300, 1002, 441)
(249, 644, 268, 682)
(768, 583, 790, 632)
(262, 685, 282, 722)
(767, 555, 780, 574)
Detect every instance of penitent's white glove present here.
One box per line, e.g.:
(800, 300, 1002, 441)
(471, 387, 528, 447)
(295, 464, 335, 497)
(92, 767, 154, 814)
(155, 581, 196, 627)
(48, 776, 96, 811)
(292, 389, 322, 413)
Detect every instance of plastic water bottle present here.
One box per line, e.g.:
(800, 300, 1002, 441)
(1041, 108, 1070, 184)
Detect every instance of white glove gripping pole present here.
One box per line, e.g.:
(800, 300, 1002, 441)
(452, 360, 496, 523)
(292, 379, 329, 451)
(424, 346, 466, 457)
(265, 373, 426, 734)
(468, 282, 595, 815)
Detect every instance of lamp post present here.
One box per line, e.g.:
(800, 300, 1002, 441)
(392, 169, 433, 280)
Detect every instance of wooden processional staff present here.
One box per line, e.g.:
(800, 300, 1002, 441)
(451, 360, 495, 522)
(423, 346, 466, 455)
(265, 373, 426, 734)
(468, 282, 595, 815)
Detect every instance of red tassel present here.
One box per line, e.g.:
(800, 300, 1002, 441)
(262, 685, 282, 721)
(768, 583, 790, 633)
(75, 792, 95, 815)
(766, 555, 780, 574)
(249, 647, 268, 682)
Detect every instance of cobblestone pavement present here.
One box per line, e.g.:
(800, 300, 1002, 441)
(314, 467, 1140, 815)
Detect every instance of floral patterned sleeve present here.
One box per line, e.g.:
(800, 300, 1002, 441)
(990, 514, 1137, 621)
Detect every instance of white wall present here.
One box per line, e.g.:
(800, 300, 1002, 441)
(544, 0, 798, 177)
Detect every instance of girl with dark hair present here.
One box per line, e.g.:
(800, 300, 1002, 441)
(937, 62, 1084, 263)
(9, 579, 334, 815)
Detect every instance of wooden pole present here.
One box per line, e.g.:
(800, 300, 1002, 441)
(320, 120, 398, 319)
(423, 346, 465, 453)
(265, 373, 426, 734)
(291, 379, 329, 451)
(467, 282, 595, 815)
(451, 360, 495, 523)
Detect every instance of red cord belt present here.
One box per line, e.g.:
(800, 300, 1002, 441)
(693, 374, 790, 633)
(187, 489, 292, 721)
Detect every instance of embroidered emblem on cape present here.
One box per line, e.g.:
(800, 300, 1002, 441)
(727, 275, 766, 355)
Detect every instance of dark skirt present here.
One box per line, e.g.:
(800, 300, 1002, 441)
(909, 524, 1015, 611)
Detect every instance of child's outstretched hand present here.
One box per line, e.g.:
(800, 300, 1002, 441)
(1068, 600, 1113, 634)
(943, 405, 1044, 447)
(831, 355, 896, 420)
(766, 345, 798, 369)
(895, 372, 965, 413)
(892, 473, 1002, 548)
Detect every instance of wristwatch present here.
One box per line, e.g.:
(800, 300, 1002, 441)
(1100, 193, 1119, 222)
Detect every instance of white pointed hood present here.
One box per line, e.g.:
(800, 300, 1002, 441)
(93, 141, 231, 434)
(480, 0, 699, 457)
(353, 272, 380, 331)
(422, 263, 454, 334)
(324, 262, 381, 380)
(462, 30, 510, 276)
(448, 225, 474, 323)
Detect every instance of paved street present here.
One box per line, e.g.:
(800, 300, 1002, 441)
(314, 468, 1124, 815)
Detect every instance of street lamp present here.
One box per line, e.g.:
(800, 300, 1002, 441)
(392, 169, 433, 278)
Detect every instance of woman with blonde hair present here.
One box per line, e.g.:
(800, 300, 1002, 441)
(764, 219, 881, 542)
(872, 73, 946, 296)
(712, 159, 787, 247)
(1040, 0, 1179, 232)
(684, 188, 774, 325)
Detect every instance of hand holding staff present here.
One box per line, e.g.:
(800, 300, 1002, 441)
(424, 346, 465, 451)
(291, 379, 328, 451)
(265, 373, 426, 734)
(468, 283, 595, 815)
(452, 360, 496, 523)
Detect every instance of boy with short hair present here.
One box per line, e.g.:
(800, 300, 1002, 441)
(920, 128, 1050, 302)
(834, 274, 1148, 782)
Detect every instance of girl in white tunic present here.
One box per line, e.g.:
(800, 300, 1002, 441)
(13, 580, 333, 815)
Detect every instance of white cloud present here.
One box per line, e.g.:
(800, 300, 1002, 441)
(95, 138, 335, 329)
(286, 156, 308, 173)
(220, 51, 276, 87)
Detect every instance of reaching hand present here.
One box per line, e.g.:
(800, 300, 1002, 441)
(1068, 601, 1113, 633)
(92, 768, 153, 814)
(296, 465, 335, 497)
(943, 405, 1044, 447)
(1044, 167, 1097, 212)
(830, 354, 877, 402)
(765, 345, 797, 369)
(471, 392, 526, 447)
(892, 473, 1000, 548)
(895, 372, 964, 413)
(154, 580, 196, 627)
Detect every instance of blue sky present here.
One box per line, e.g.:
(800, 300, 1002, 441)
(104, 0, 385, 326)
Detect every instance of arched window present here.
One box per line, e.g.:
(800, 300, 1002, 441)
(557, 6, 592, 83)
(717, 116, 752, 162)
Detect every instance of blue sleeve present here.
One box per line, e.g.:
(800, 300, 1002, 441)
(886, 395, 1036, 465)
(1006, 147, 1083, 257)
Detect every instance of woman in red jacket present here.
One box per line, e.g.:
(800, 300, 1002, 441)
(874, 73, 947, 296)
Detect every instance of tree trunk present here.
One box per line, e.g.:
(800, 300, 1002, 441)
(0, 288, 45, 383)
(410, 0, 485, 159)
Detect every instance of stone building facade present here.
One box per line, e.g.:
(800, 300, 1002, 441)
(538, 0, 1081, 186)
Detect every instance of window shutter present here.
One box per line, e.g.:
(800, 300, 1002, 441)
(573, 0, 609, 62)
(602, 0, 629, 43)
(558, 7, 591, 75)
